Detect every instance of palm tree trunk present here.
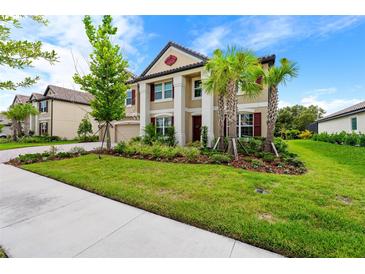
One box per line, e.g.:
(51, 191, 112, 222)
(217, 93, 225, 151)
(12, 118, 17, 141)
(264, 86, 279, 152)
(17, 121, 23, 138)
(226, 80, 238, 159)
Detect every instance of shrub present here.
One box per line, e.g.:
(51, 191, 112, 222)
(201, 126, 208, 148)
(187, 141, 201, 148)
(57, 152, 72, 158)
(70, 146, 87, 155)
(163, 126, 177, 147)
(78, 135, 99, 142)
(210, 153, 232, 164)
(359, 134, 365, 147)
(77, 115, 93, 140)
(114, 141, 127, 154)
(17, 153, 43, 163)
(251, 159, 263, 168)
(261, 152, 275, 162)
(273, 138, 288, 154)
(344, 132, 359, 146)
(130, 136, 142, 143)
(239, 137, 263, 154)
(298, 130, 312, 139)
(143, 123, 158, 145)
(284, 129, 300, 140)
(48, 145, 58, 156)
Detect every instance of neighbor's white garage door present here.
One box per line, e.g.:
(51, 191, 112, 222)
(115, 123, 140, 142)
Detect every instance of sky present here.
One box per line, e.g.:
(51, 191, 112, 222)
(1, 15, 364, 115)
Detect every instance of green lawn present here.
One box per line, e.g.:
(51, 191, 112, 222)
(0, 140, 79, 151)
(22, 140, 365, 257)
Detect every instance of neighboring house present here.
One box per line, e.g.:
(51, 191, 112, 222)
(11, 94, 31, 135)
(12, 85, 98, 139)
(110, 41, 274, 145)
(317, 101, 365, 134)
(0, 113, 12, 137)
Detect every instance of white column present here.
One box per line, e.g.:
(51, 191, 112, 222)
(201, 69, 214, 147)
(139, 82, 150, 136)
(173, 75, 186, 146)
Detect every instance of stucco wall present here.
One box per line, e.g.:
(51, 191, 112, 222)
(52, 100, 98, 139)
(318, 112, 365, 133)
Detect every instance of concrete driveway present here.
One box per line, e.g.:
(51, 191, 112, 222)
(0, 164, 283, 258)
(0, 142, 114, 163)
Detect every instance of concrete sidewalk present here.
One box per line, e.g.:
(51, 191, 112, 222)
(0, 142, 114, 163)
(0, 164, 283, 258)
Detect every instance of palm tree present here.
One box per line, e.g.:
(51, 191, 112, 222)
(5, 103, 38, 140)
(262, 58, 298, 152)
(224, 48, 263, 158)
(203, 49, 229, 151)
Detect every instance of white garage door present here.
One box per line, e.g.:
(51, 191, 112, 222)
(115, 123, 140, 143)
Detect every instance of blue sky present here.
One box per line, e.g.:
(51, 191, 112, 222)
(1, 15, 364, 114)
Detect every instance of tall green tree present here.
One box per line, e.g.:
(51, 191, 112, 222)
(73, 15, 130, 150)
(0, 15, 58, 90)
(262, 58, 299, 152)
(5, 103, 38, 140)
(276, 104, 325, 134)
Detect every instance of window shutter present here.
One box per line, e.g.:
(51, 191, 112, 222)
(254, 112, 262, 136)
(172, 80, 175, 98)
(39, 123, 41, 135)
(171, 116, 174, 126)
(38, 102, 41, 112)
(131, 89, 136, 105)
(45, 122, 48, 134)
(45, 101, 48, 112)
(151, 117, 156, 125)
(150, 84, 155, 101)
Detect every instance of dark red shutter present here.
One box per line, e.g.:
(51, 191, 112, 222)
(151, 117, 156, 125)
(150, 84, 155, 101)
(45, 122, 48, 134)
(172, 80, 175, 98)
(171, 116, 174, 126)
(45, 101, 48, 112)
(256, 76, 263, 84)
(38, 102, 41, 112)
(39, 123, 41, 135)
(254, 112, 262, 136)
(131, 89, 136, 105)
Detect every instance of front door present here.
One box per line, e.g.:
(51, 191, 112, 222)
(192, 115, 202, 142)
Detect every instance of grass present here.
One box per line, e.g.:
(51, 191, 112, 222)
(22, 140, 365, 257)
(0, 140, 79, 151)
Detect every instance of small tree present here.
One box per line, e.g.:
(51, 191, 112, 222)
(5, 103, 38, 140)
(77, 115, 93, 141)
(0, 16, 58, 91)
(201, 126, 208, 148)
(73, 15, 130, 150)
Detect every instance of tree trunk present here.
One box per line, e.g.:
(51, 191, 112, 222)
(226, 80, 238, 159)
(12, 119, 17, 141)
(217, 93, 225, 151)
(24, 116, 30, 136)
(106, 122, 112, 150)
(17, 121, 23, 138)
(264, 86, 279, 152)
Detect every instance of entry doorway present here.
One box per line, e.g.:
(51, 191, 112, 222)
(192, 115, 202, 142)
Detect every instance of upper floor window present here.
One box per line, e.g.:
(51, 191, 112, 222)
(39, 100, 48, 113)
(156, 116, 173, 136)
(237, 113, 253, 137)
(126, 90, 132, 106)
(351, 117, 357, 131)
(193, 79, 202, 99)
(152, 81, 173, 101)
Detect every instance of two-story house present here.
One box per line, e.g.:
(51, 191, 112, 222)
(110, 41, 274, 146)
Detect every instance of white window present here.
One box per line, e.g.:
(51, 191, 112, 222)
(154, 81, 173, 101)
(126, 90, 132, 106)
(155, 116, 172, 136)
(164, 81, 173, 99)
(40, 100, 47, 112)
(40, 122, 48, 135)
(237, 113, 254, 137)
(192, 79, 202, 99)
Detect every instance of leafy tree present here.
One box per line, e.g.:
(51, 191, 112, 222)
(77, 115, 93, 141)
(0, 123, 3, 133)
(73, 15, 130, 150)
(276, 104, 325, 134)
(0, 15, 58, 90)
(5, 103, 38, 140)
(261, 58, 299, 152)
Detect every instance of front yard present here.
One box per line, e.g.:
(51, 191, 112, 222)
(22, 140, 365, 257)
(0, 140, 78, 151)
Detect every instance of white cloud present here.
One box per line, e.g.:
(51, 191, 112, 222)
(191, 16, 364, 54)
(301, 95, 362, 114)
(278, 100, 293, 108)
(305, 87, 337, 96)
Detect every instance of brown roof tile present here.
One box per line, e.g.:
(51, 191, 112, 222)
(44, 85, 94, 105)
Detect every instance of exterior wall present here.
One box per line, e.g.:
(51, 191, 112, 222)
(51, 100, 98, 139)
(318, 112, 365, 134)
(36, 99, 52, 135)
(125, 83, 139, 117)
(145, 47, 201, 76)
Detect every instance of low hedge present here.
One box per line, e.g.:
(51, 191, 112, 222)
(312, 131, 365, 147)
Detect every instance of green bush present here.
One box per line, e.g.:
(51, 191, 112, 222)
(273, 137, 288, 154)
(17, 153, 43, 163)
(78, 135, 99, 142)
(163, 126, 177, 147)
(345, 132, 359, 146)
(70, 146, 87, 155)
(260, 152, 275, 162)
(251, 159, 263, 168)
(114, 142, 127, 154)
(210, 153, 232, 164)
(359, 134, 365, 147)
(238, 137, 263, 154)
(57, 152, 72, 158)
(143, 123, 158, 145)
(298, 130, 312, 139)
(313, 131, 362, 147)
(201, 126, 208, 148)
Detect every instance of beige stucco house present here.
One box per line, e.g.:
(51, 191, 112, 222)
(110, 41, 275, 146)
(317, 101, 365, 134)
(13, 85, 98, 139)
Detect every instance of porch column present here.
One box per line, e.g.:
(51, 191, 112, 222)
(173, 75, 186, 146)
(201, 69, 214, 146)
(139, 82, 150, 136)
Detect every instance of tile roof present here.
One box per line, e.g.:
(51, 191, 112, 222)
(45, 85, 94, 105)
(29, 93, 45, 101)
(318, 100, 365, 122)
(12, 94, 30, 105)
